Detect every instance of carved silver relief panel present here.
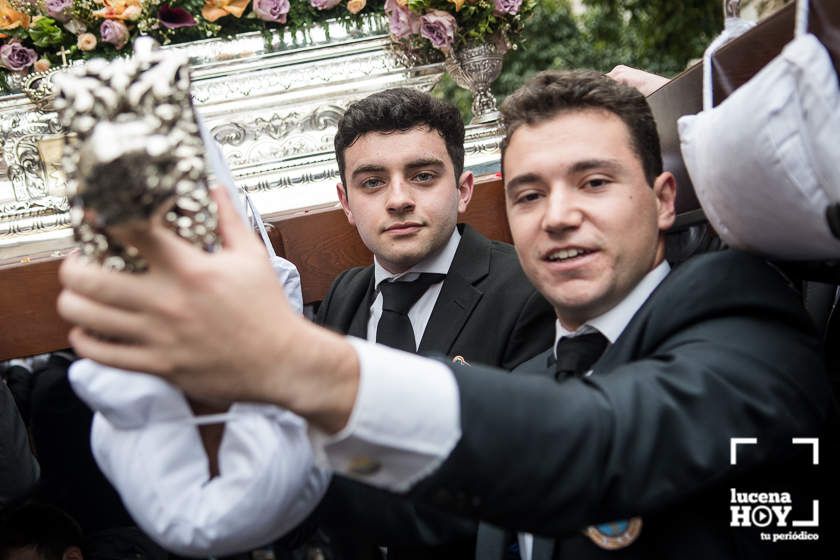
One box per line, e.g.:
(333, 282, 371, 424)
(0, 17, 501, 264)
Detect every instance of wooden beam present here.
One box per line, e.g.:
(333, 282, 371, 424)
(0, 175, 509, 359)
(0, 258, 69, 361)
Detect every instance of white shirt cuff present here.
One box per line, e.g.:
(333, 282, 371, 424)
(310, 337, 461, 492)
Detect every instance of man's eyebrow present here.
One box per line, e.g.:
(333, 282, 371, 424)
(351, 164, 387, 179)
(569, 158, 623, 175)
(505, 173, 541, 193)
(404, 157, 446, 170)
(505, 159, 625, 193)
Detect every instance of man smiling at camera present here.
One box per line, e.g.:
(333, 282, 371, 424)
(59, 72, 833, 559)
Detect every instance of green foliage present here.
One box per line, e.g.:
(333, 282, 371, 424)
(435, 0, 723, 121)
(28, 18, 65, 49)
(579, 0, 722, 74)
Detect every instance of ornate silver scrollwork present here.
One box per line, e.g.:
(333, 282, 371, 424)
(725, 0, 742, 18)
(53, 38, 219, 272)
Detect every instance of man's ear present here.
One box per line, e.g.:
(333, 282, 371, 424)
(62, 546, 84, 560)
(652, 172, 676, 232)
(456, 171, 474, 215)
(336, 183, 355, 225)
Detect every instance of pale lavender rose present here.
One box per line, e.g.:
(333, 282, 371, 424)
(64, 19, 88, 36)
(100, 20, 129, 50)
(388, 4, 420, 39)
(45, 0, 73, 22)
(420, 10, 457, 50)
(0, 42, 37, 71)
(253, 0, 290, 23)
(310, 0, 341, 10)
(493, 0, 522, 15)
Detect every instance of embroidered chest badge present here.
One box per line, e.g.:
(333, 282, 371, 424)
(451, 355, 470, 366)
(583, 517, 642, 550)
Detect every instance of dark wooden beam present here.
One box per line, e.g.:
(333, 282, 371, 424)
(0, 175, 509, 359)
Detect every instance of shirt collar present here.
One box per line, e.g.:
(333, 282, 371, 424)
(554, 260, 671, 353)
(373, 228, 461, 288)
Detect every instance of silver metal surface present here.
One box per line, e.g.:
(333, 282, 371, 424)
(725, 0, 743, 18)
(444, 41, 505, 125)
(0, 17, 502, 265)
(54, 38, 220, 272)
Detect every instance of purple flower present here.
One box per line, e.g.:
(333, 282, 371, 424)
(0, 42, 37, 71)
(309, 0, 341, 9)
(386, 3, 420, 39)
(252, 0, 290, 23)
(420, 10, 457, 50)
(158, 4, 197, 29)
(493, 0, 522, 15)
(100, 20, 129, 50)
(45, 0, 73, 22)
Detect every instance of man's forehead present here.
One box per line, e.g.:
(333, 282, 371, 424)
(503, 110, 638, 173)
(347, 127, 451, 168)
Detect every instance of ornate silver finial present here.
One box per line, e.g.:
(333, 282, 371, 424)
(724, 0, 742, 18)
(53, 40, 219, 272)
(22, 69, 60, 110)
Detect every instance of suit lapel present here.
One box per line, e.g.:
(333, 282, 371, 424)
(346, 271, 375, 339)
(591, 267, 675, 374)
(418, 225, 490, 356)
(321, 267, 375, 339)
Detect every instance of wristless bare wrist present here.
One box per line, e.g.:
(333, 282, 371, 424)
(261, 321, 360, 434)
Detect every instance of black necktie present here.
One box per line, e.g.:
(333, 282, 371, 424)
(554, 331, 609, 381)
(376, 273, 445, 353)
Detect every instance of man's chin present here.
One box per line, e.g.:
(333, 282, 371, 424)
(378, 249, 426, 273)
(547, 291, 609, 326)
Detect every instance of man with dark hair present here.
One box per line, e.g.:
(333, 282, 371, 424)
(319, 88, 552, 372)
(307, 87, 555, 559)
(334, 88, 466, 186)
(60, 70, 833, 559)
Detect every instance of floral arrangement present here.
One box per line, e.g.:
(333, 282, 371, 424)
(0, 0, 530, 86)
(384, 0, 531, 56)
(0, 0, 380, 77)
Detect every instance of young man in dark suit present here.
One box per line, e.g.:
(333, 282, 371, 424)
(59, 71, 834, 559)
(305, 89, 555, 558)
(320, 87, 554, 371)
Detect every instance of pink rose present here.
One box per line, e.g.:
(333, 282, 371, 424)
(493, 0, 522, 15)
(100, 19, 129, 50)
(310, 0, 341, 9)
(419, 10, 457, 50)
(0, 42, 37, 71)
(252, 0, 290, 23)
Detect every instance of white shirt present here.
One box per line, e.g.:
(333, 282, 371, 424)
(69, 255, 327, 556)
(367, 228, 460, 346)
(321, 261, 670, 560)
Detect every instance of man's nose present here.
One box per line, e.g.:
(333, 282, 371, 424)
(386, 179, 415, 213)
(543, 187, 584, 232)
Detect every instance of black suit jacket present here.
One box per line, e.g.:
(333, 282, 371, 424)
(0, 380, 38, 510)
(307, 224, 556, 559)
(405, 250, 835, 559)
(316, 223, 555, 370)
